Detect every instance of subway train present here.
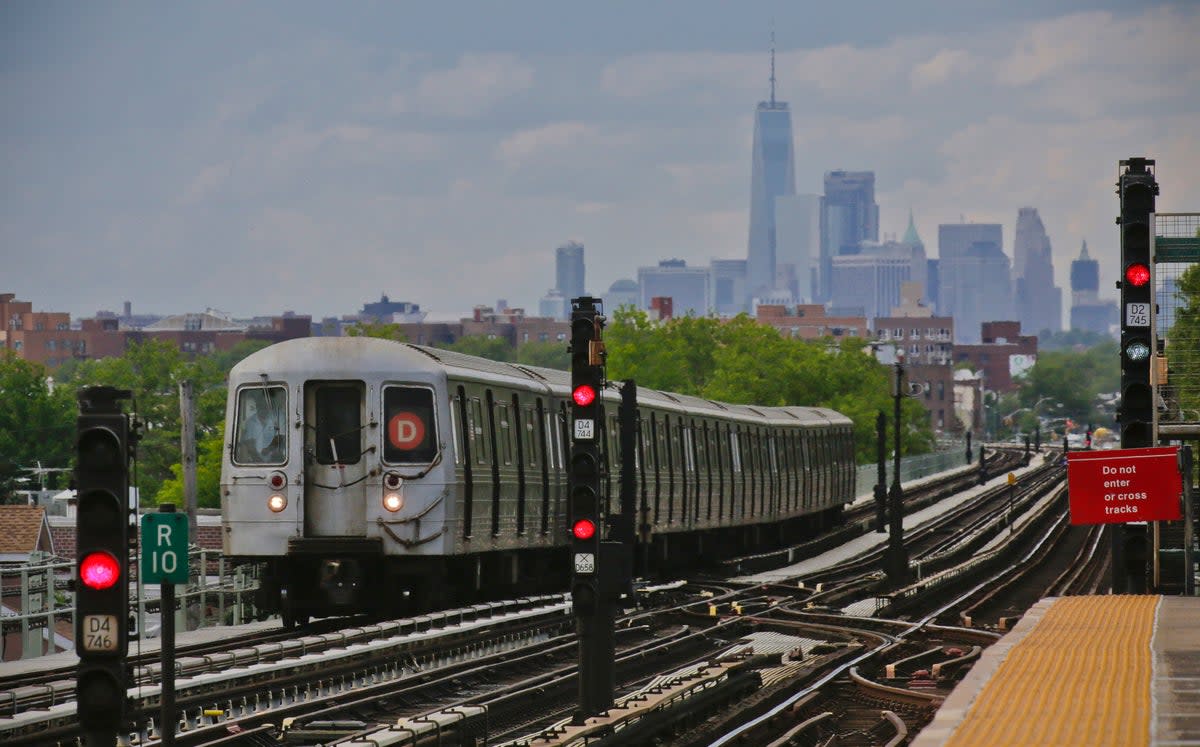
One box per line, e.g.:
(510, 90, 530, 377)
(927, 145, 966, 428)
(220, 336, 857, 625)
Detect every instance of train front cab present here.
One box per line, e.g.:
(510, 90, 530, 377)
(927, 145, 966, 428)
(227, 376, 444, 626)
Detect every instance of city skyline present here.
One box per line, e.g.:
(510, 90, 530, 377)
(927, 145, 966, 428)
(4, 3, 1198, 320)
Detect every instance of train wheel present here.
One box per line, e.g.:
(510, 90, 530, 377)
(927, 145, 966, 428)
(280, 587, 308, 629)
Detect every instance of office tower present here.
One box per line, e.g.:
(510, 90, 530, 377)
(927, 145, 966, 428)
(555, 241, 585, 300)
(937, 223, 1013, 343)
(539, 289, 568, 321)
(746, 46, 796, 306)
(637, 259, 711, 316)
(605, 279, 639, 312)
(710, 259, 748, 316)
(1069, 240, 1118, 335)
(829, 238, 926, 328)
(818, 171, 879, 301)
(1012, 208, 1063, 336)
(775, 194, 821, 303)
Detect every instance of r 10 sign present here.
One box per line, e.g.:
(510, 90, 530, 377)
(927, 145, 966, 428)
(141, 512, 189, 584)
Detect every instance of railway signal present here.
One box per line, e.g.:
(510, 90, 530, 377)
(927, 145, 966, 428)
(567, 296, 615, 720)
(1115, 156, 1158, 593)
(74, 386, 133, 741)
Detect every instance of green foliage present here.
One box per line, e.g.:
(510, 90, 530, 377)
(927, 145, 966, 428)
(345, 322, 407, 341)
(436, 335, 514, 362)
(605, 309, 935, 462)
(514, 340, 569, 370)
(0, 354, 76, 500)
(1006, 340, 1120, 437)
(1169, 263, 1200, 422)
(1035, 328, 1115, 351)
(157, 426, 225, 509)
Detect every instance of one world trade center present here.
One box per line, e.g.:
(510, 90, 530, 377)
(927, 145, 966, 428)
(745, 45, 796, 307)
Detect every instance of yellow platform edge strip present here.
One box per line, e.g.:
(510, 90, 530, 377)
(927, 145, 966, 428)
(945, 595, 1158, 747)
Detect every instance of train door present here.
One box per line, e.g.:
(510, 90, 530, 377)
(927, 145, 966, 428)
(304, 381, 367, 537)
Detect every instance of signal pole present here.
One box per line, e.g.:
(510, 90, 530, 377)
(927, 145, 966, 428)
(885, 356, 910, 585)
(74, 386, 133, 746)
(567, 297, 614, 721)
(1115, 157, 1158, 593)
(874, 412, 887, 533)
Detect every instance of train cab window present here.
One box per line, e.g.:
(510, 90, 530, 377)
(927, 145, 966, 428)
(382, 386, 438, 464)
(233, 385, 287, 465)
(314, 384, 363, 465)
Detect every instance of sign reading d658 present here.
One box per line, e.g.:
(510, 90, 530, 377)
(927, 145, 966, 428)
(141, 512, 189, 584)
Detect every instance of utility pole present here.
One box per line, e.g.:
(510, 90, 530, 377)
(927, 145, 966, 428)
(179, 380, 198, 540)
(874, 412, 887, 533)
(885, 356, 910, 585)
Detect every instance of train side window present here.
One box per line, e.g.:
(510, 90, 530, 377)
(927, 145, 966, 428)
(314, 384, 362, 465)
(730, 427, 742, 473)
(496, 401, 513, 466)
(470, 398, 488, 465)
(233, 385, 287, 465)
(682, 424, 695, 473)
(450, 390, 465, 465)
(382, 385, 438, 464)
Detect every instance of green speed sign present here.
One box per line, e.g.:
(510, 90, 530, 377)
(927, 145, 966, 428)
(141, 512, 189, 584)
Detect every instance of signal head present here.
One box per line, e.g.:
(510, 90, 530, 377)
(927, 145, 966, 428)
(572, 384, 597, 407)
(1124, 263, 1150, 288)
(571, 518, 597, 540)
(79, 551, 121, 590)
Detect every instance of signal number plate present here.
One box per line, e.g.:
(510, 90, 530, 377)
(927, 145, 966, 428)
(82, 614, 119, 652)
(1125, 302, 1150, 327)
(574, 553, 596, 574)
(574, 419, 595, 440)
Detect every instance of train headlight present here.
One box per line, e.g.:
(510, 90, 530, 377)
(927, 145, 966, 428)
(383, 492, 404, 512)
(267, 494, 287, 513)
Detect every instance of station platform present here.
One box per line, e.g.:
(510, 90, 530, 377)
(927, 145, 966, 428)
(913, 595, 1200, 746)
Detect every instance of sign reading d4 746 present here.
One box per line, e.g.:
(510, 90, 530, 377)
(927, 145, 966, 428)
(141, 512, 189, 584)
(1066, 446, 1183, 525)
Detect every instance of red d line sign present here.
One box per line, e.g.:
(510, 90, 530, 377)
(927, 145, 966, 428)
(387, 412, 426, 450)
(1066, 446, 1182, 525)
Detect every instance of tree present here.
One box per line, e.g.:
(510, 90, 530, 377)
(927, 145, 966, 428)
(515, 340, 569, 370)
(437, 335, 514, 362)
(157, 427, 224, 509)
(345, 322, 407, 341)
(0, 354, 75, 501)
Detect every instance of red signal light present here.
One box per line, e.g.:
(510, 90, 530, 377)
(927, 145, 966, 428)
(572, 518, 597, 540)
(572, 385, 596, 407)
(1124, 263, 1150, 287)
(79, 551, 121, 590)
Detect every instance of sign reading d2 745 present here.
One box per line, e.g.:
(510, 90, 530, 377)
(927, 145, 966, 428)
(1066, 446, 1182, 525)
(141, 512, 189, 584)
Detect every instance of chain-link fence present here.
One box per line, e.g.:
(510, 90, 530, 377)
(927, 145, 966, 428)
(1155, 213, 1200, 423)
(854, 439, 971, 498)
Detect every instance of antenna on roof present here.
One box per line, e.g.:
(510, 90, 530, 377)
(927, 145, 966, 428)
(769, 22, 776, 107)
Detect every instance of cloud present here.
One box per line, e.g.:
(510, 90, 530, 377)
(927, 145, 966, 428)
(495, 121, 596, 166)
(911, 49, 973, 89)
(393, 53, 535, 117)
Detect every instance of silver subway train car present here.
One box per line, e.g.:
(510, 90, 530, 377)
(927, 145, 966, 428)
(221, 337, 856, 625)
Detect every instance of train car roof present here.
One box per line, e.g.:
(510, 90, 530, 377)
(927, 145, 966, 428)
(230, 338, 851, 426)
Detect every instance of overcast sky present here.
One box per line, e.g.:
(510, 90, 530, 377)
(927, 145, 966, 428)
(3, 1, 1198, 321)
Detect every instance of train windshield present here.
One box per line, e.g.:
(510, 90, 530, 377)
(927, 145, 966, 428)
(315, 384, 363, 465)
(233, 386, 287, 465)
(383, 386, 437, 463)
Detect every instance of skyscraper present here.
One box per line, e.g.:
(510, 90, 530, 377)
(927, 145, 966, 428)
(819, 171, 879, 302)
(775, 194, 821, 303)
(937, 223, 1013, 343)
(1070, 240, 1118, 335)
(745, 45, 796, 306)
(1012, 208, 1063, 336)
(555, 241, 585, 301)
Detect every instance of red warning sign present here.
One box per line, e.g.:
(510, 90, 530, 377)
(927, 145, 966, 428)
(1066, 446, 1182, 525)
(387, 412, 426, 450)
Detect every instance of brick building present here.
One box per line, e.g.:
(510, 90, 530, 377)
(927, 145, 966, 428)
(0, 294, 89, 366)
(874, 284, 958, 432)
(397, 306, 569, 349)
(954, 321, 1038, 394)
(756, 304, 869, 340)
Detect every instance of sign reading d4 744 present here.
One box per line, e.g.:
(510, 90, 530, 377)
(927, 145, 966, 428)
(1066, 446, 1183, 525)
(141, 512, 189, 584)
